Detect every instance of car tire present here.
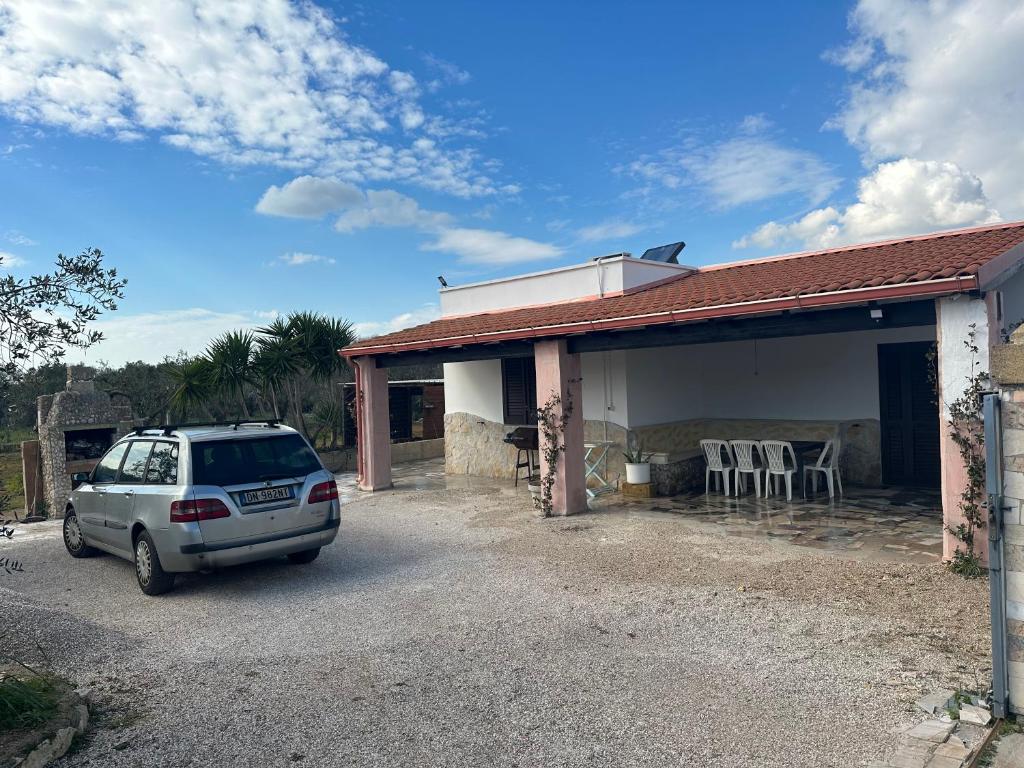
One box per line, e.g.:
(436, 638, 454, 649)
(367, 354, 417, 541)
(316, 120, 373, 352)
(63, 509, 98, 558)
(287, 547, 321, 564)
(134, 530, 175, 595)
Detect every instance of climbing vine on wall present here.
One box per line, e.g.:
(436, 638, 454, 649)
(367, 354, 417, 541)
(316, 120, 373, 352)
(536, 381, 576, 517)
(944, 323, 989, 578)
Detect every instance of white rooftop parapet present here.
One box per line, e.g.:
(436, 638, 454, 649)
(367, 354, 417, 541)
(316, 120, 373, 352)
(439, 255, 694, 317)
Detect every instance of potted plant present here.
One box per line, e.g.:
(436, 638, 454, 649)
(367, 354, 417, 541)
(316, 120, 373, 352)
(622, 437, 652, 484)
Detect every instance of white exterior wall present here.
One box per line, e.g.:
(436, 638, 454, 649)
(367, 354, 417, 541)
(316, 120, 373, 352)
(445, 325, 937, 429)
(623, 325, 936, 428)
(443, 360, 504, 424)
(580, 350, 629, 427)
(439, 256, 693, 317)
(445, 351, 628, 427)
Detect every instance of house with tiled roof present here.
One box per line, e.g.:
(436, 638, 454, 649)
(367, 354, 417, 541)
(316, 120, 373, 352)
(342, 221, 1024, 561)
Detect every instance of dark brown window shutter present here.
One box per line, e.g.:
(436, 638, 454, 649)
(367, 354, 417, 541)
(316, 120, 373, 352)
(502, 358, 537, 425)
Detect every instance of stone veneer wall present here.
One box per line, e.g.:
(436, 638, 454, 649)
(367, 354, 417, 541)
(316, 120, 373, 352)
(633, 417, 881, 486)
(445, 412, 882, 487)
(445, 412, 523, 479)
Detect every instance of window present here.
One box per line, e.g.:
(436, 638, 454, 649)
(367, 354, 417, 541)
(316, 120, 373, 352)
(502, 357, 537, 425)
(92, 443, 129, 484)
(118, 441, 154, 483)
(191, 434, 321, 487)
(146, 442, 179, 485)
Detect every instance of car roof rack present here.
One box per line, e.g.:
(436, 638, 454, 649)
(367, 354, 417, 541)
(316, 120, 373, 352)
(133, 419, 281, 437)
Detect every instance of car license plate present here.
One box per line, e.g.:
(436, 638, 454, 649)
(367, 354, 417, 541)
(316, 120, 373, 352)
(240, 486, 293, 506)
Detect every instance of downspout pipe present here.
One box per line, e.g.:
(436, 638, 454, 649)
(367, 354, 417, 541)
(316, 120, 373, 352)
(984, 391, 1009, 718)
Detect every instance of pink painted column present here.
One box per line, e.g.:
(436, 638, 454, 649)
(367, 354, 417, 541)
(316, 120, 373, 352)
(936, 296, 992, 564)
(353, 356, 392, 492)
(534, 339, 586, 516)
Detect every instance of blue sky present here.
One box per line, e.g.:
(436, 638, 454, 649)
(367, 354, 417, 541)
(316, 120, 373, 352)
(1, 0, 1022, 363)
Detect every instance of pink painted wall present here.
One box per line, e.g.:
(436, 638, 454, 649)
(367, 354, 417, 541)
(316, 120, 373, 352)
(535, 339, 586, 516)
(354, 357, 393, 492)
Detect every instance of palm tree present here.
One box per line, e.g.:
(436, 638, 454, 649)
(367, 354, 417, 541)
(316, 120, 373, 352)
(206, 330, 254, 418)
(165, 357, 214, 421)
(254, 313, 355, 440)
(252, 326, 300, 420)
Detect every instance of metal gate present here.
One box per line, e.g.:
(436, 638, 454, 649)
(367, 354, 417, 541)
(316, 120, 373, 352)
(984, 392, 1010, 718)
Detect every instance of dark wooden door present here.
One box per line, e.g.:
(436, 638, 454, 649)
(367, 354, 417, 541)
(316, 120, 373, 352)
(878, 341, 940, 487)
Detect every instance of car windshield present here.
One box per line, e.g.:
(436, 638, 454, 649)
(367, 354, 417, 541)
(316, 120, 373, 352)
(190, 434, 321, 487)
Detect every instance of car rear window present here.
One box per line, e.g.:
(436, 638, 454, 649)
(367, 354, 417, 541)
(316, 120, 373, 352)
(190, 434, 321, 487)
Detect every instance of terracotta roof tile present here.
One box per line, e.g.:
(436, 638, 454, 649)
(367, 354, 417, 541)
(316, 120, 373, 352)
(344, 222, 1024, 355)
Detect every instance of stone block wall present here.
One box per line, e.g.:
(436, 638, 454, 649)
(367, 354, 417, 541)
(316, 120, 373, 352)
(996, 387, 1024, 716)
(990, 333, 1024, 715)
(36, 366, 133, 517)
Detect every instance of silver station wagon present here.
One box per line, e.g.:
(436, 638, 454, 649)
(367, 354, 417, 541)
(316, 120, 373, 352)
(62, 422, 340, 595)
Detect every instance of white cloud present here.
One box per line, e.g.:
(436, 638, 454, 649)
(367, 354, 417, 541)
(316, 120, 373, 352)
(619, 117, 839, 209)
(576, 220, 645, 243)
(741, 0, 1024, 250)
(734, 158, 1000, 250)
(0, 250, 27, 270)
(63, 308, 268, 366)
(422, 54, 471, 93)
(681, 136, 839, 209)
(353, 304, 441, 339)
(334, 189, 453, 233)
(422, 227, 563, 266)
(277, 252, 335, 266)
(829, 0, 1024, 216)
(0, 1, 505, 197)
(255, 176, 363, 219)
(4, 230, 36, 246)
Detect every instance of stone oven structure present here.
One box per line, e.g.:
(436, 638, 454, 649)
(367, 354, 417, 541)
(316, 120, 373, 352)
(37, 365, 133, 515)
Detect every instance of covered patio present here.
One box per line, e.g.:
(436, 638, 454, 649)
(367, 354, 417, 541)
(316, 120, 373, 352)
(340, 223, 1024, 562)
(340, 457, 944, 563)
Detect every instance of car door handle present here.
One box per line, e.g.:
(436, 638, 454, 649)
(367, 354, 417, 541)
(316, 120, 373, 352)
(123, 490, 134, 497)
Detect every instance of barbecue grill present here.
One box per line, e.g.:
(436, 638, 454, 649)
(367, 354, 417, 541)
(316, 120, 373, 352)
(503, 426, 539, 486)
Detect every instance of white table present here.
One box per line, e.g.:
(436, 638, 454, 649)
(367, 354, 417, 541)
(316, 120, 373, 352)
(584, 441, 616, 503)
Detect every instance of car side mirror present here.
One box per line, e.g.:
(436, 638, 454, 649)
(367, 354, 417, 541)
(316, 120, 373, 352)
(71, 472, 90, 489)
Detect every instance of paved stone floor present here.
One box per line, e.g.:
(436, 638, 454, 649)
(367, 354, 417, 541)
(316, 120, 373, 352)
(608, 484, 944, 564)
(342, 459, 945, 564)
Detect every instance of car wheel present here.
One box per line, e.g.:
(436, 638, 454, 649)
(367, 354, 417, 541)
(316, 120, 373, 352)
(287, 547, 321, 564)
(134, 531, 175, 595)
(63, 509, 98, 558)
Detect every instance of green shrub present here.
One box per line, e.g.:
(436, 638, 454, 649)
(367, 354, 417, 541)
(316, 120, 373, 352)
(0, 673, 61, 732)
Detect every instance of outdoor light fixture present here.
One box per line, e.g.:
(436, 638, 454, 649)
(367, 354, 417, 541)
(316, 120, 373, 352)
(870, 308, 884, 321)
(437, 275, 448, 287)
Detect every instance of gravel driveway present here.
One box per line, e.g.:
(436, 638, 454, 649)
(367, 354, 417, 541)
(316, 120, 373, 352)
(1, 477, 990, 767)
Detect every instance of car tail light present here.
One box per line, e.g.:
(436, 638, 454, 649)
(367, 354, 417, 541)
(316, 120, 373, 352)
(170, 498, 231, 523)
(307, 479, 338, 504)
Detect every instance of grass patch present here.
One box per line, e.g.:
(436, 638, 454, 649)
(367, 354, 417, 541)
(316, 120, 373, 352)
(0, 452, 23, 502)
(0, 672, 62, 733)
(975, 716, 1022, 767)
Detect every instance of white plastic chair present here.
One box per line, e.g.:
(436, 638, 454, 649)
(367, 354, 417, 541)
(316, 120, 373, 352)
(700, 439, 735, 495)
(803, 439, 843, 499)
(729, 440, 765, 497)
(760, 440, 798, 501)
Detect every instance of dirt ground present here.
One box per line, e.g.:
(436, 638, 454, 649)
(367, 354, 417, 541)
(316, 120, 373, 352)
(0, 480, 991, 767)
